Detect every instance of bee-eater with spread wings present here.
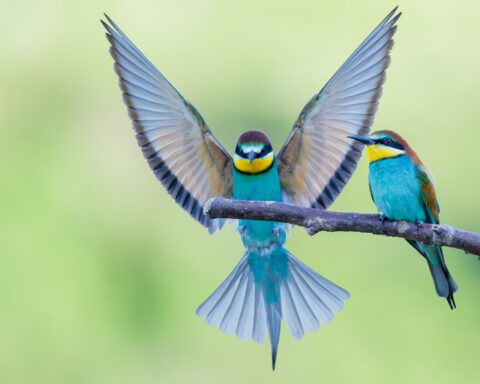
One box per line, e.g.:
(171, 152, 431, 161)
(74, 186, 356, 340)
(102, 7, 400, 369)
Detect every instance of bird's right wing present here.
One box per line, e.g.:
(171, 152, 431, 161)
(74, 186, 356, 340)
(102, 15, 232, 233)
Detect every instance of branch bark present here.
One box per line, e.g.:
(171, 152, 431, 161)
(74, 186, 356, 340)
(204, 198, 480, 257)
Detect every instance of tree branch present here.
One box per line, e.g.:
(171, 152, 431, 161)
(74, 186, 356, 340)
(204, 198, 480, 257)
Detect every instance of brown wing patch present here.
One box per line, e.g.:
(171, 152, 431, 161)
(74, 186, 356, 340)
(417, 164, 440, 224)
(421, 177, 439, 222)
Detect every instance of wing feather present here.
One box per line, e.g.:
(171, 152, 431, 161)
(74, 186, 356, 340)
(278, 8, 400, 208)
(103, 16, 232, 233)
(418, 165, 440, 224)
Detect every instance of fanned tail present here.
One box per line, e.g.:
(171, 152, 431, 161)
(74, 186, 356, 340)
(196, 248, 349, 369)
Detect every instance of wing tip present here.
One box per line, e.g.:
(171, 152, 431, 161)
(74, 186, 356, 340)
(100, 14, 114, 33)
(101, 13, 119, 33)
(386, 6, 401, 22)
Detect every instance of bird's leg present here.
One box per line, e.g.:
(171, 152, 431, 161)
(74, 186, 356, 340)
(273, 226, 282, 238)
(377, 214, 390, 234)
(378, 214, 387, 225)
(272, 225, 287, 243)
(415, 220, 425, 231)
(238, 224, 248, 237)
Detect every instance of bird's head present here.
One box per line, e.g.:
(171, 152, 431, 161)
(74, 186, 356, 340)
(234, 131, 274, 174)
(349, 130, 418, 163)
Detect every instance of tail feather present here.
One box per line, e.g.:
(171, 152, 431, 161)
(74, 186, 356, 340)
(196, 248, 349, 368)
(443, 258, 458, 310)
(281, 251, 350, 339)
(447, 295, 456, 310)
(251, 287, 267, 342)
(236, 274, 255, 339)
(418, 243, 458, 309)
(446, 267, 458, 294)
(219, 271, 249, 334)
(266, 304, 281, 370)
(427, 262, 449, 297)
(292, 255, 348, 311)
(196, 255, 267, 342)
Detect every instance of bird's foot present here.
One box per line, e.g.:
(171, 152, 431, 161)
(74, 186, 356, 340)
(238, 225, 248, 237)
(378, 214, 387, 225)
(272, 226, 286, 241)
(415, 220, 425, 231)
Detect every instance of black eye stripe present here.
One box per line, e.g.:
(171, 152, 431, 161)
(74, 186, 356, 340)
(235, 144, 273, 158)
(390, 142, 404, 150)
(235, 144, 246, 157)
(379, 138, 404, 150)
(259, 144, 273, 156)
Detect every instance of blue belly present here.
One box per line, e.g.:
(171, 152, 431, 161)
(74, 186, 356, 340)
(369, 155, 426, 223)
(232, 160, 285, 247)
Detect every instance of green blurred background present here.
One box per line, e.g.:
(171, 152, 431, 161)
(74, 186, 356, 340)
(1, 1, 479, 383)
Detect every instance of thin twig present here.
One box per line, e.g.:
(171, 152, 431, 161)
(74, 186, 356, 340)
(204, 198, 480, 256)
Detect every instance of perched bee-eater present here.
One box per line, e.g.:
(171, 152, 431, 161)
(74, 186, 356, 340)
(349, 131, 458, 309)
(102, 8, 400, 368)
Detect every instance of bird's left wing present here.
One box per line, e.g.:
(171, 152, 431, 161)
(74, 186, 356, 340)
(278, 8, 400, 208)
(418, 165, 440, 224)
(102, 16, 232, 233)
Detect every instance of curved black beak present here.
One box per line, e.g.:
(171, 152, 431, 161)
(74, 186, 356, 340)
(248, 151, 256, 163)
(348, 135, 376, 146)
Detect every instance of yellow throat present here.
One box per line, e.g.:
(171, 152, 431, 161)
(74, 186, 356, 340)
(234, 153, 274, 174)
(366, 144, 404, 162)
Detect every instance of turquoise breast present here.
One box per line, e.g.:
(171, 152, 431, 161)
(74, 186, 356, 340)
(368, 155, 427, 223)
(232, 159, 285, 247)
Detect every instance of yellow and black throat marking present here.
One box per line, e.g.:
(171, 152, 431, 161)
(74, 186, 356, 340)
(234, 151, 274, 174)
(234, 139, 274, 174)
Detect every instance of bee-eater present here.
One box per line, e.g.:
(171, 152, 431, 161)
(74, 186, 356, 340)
(102, 8, 400, 368)
(349, 131, 458, 309)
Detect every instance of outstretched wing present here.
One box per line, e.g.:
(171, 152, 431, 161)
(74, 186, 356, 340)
(278, 8, 400, 208)
(102, 15, 232, 233)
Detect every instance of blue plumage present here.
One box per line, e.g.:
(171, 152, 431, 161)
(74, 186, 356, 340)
(369, 155, 427, 223)
(103, 7, 401, 368)
(197, 156, 349, 369)
(351, 131, 458, 309)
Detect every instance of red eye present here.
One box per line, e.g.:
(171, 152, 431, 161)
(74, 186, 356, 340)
(384, 139, 393, 145)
